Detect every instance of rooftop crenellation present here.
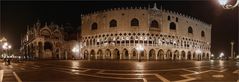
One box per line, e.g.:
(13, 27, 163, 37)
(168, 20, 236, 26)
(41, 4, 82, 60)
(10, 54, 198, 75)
(82, 3, 211, 27)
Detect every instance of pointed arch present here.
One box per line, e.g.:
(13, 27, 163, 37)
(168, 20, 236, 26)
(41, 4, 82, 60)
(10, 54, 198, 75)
(109, 19, 117, 27)
(169, 22, 176, 30)
(131, 18, 139, 26)
(149, 49, 156, 60)
(91, 22, 98, 30)
(150, 20, 159, 28)
(122, 49, 129, 59)
(158, 49, 164, 60)
(188, 26, 193, 34)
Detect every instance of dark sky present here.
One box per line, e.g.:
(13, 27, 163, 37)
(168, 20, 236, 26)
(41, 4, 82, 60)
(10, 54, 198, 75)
(1, 1, 238, 57)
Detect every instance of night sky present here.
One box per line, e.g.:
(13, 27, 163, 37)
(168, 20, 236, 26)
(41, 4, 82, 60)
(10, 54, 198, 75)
(1, 1, 238, 57)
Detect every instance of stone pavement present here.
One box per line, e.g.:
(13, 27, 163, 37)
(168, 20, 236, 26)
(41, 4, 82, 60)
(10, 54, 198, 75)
(0, 62, 19, 82)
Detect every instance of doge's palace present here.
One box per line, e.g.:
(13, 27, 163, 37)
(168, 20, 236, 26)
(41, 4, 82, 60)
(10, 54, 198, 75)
(81, 3, 212, 60)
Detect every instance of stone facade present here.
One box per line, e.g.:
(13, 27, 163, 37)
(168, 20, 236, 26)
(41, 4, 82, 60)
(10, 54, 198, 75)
(81, 4, 212, 60)
(20, 20, 66, 59)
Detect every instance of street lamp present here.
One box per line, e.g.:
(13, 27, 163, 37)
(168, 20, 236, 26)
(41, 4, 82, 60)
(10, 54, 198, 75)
(218, 0, 239, 9)
(196, 49, 202, 60)
(211, 54, 214, 59)
(2, 42, 12, 58)
(136, 44, 144, 62)
(72, 44, 80, 59)
(219, 52, 224, 60)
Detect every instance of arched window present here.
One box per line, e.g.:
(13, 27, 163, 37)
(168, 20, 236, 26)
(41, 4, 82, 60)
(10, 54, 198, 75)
(150, 20, 159, 28)
(131, 18, 139, 26)
(109, 19, 117, 27)
(201, 31, 205, 37)
(168, 16, 171, 20)
(91, 22, 97, 30)
(169, 22, 176, 30)
(188, 26, 193, 34)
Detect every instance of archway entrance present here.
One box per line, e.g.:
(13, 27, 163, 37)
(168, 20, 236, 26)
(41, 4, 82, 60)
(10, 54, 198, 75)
(105, 49, 111, 59)
(90, 50, 96, 60)
(132, 49, 137, 60)
(158, 49, 164, 60)
(166, 50, 172, 60)
(187, 51, 191, 60)
(44, 41, 53, 59)
(122, 49, 129, 59)
(174, 50, 179, 60)
(181, 51, 186, 60)
(83, 50, 89, 59)
(113, 49, 120, 60)
(149, 49, 156, 60)
(97, 49, 103, 59)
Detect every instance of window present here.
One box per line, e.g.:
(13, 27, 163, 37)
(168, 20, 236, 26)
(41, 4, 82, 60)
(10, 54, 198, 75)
(201, 31, 205, 37)
(109, 19, 117, 27)
(150, 20, 159, 28)
(169, 22, 176, 30)
(168, 16, 171, 20)
(91, 22, 97, 30)
(176, 17, 178, 22)
(188, 26, 193, 34)
(131, 18, 139, 26)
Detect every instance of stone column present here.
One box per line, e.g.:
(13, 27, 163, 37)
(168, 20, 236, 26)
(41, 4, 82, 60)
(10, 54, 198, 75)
(231, 42, 234, 59)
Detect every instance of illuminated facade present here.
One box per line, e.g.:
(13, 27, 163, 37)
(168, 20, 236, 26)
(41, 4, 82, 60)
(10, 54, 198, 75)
(81, 4, 212, 60)
(20, 20, 66, 59)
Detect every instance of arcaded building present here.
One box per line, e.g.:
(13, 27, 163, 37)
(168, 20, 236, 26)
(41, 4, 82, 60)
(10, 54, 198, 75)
(20, 20, 66, 59)
(81, 4, 212, 60)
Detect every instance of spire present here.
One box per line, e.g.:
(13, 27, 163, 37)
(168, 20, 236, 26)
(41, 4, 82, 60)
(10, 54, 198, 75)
(152, 2, 159, 10)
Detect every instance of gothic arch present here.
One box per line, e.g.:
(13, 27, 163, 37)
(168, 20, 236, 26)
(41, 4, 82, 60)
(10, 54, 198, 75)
(150, 20, 159, 28)
(181, 51, 186, 60)
(105, 49, 111, 59)
(188, 26, 193, 34)
(90, 50, 96, 59)
(97, 49, 103, 59)
(91, 22, 98, 30)
(131, 18, 139, 26)
(109, 19, 117, 27)
(174, 50, 179, 60)
(149, 49, 156, 60)
(166, 50, 172, 60)
(187, 51, 192, 60)
(169, 22, 176, 30)
(83, 50, 89, 59)
(122, 49, 129, 59)
(158, 49, 164, 60)
(113, 49, 120, 60)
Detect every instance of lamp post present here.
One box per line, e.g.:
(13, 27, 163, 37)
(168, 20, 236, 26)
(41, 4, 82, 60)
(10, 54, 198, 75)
(196, 49, 202, 61)
(218, 0, 239, 9)
(72, 44, 80, 60)
(220, 52, 224, 60)
(136, 44, 144, 62)
(230, 42, 234, 60)
(211, 54, 214, 60)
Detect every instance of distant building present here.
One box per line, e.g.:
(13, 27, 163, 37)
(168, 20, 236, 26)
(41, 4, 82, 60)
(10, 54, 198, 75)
(80, 3, 212, 60)
(20, 20, 69, 59)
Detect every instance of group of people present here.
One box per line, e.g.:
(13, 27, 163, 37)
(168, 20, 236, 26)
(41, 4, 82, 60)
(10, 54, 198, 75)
(3, 58, 11, 65)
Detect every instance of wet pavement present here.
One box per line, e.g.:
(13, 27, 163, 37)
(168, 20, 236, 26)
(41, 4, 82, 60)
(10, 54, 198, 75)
(0, 60, 238, 82)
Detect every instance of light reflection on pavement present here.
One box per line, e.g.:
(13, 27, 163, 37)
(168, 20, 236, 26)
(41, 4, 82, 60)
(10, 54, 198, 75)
(0, 60, 238, 82)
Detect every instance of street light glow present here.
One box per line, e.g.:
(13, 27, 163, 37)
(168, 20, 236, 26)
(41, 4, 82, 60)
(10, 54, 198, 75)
(136, 44, 144, 51)
(220, 52, 224, 58)
(196, 49, 202, 54)
(218, 0, 228, 5)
